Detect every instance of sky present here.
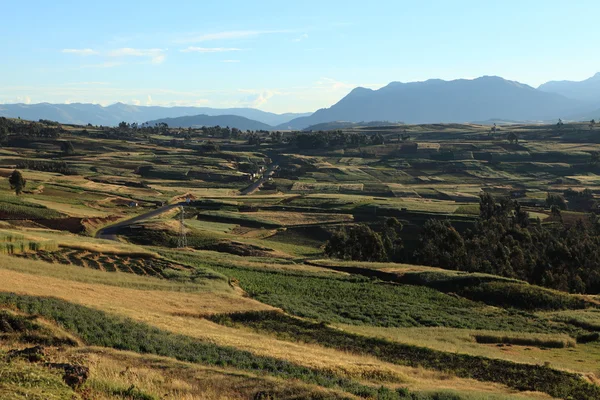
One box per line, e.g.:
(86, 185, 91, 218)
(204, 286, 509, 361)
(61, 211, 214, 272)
(1, 0, 599, 114)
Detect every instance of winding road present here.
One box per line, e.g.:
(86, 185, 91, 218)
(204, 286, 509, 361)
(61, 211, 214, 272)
(95, 202, 184, 241)
(239, 164, 278, 195)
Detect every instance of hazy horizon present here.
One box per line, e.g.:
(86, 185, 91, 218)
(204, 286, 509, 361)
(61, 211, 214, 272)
(3, 0, 600, 113)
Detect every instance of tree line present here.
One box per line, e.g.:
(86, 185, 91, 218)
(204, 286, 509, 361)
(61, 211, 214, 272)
(0, 117, 64, 141)
(326, 193, 600, 294)
(294, 130, 384, 150)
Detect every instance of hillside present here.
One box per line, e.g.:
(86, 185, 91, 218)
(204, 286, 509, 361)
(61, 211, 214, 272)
(303, 120, 404, 131)
(146, 114, 274, 130)
(539, 72, 600, 102)
(0, 117, 599, 399)
(0, 102, 309, 127)
(281, 76, 591, 129)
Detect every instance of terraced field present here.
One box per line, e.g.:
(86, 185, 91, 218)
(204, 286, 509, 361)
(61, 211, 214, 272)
(15, 248, 191, 279)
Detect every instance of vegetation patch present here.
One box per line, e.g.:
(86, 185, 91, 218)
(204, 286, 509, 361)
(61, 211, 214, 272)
(472, 333, 576, 348)
(197, 261, 582, 334)
(209, 310, 600, 400)
(0, 292, 413, 399)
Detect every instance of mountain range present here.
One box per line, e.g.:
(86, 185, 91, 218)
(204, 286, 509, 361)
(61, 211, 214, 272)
(0, 103, 310, 127)
(146, 114, 273, 131)
(538, 73, 600, 102)
(280, 76, 599, 130)
(2, 73, 600, 130)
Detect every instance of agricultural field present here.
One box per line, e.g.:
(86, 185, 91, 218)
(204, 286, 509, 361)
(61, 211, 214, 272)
(0, 118, 599, 399)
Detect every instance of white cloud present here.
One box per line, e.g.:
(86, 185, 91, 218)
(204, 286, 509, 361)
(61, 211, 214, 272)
(146, 95, 153, 105)
(293, 33, 309, 42)
(180, 47, 242, 53)
(159, 99, 210, 107)
(175, 29, 290, 43)
(131, 99, 141, 106)
(238, 89, 279, 108)
(151, 54, 165, 64)
(109, 48, 166, 64)
(2, 96, 33, 104)
(62, 48, 98, 56)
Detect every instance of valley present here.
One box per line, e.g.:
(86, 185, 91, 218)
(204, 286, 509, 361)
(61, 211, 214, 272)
(0, 117, 599, 399)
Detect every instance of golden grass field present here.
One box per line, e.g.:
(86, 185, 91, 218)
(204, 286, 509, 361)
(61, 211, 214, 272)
(0, 254, 558, 399)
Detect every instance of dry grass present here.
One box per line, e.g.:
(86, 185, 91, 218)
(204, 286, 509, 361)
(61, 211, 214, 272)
(5, 228, 160, 257)
(75, 347, 354, 400)
(0, 267, 270, 318)
(336, 325, 600, 378)
(0, 259, 552, 396)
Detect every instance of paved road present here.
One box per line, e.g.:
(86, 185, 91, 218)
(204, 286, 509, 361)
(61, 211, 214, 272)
(95, 202, 183, 241)
(239, 164, 278, 195)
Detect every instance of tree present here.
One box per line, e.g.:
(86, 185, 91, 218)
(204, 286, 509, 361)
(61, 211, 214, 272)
(546, 193, 567, 210)
(60, 141, 75, 155)
(324, 224, 387, 262)
(381, 217, 403, 260)
(371, 133, 384, 145)
(0, 125, 8, 144)
(590, 119, 596, 131)
(556, 119, 564, 130)
(507, 132, 518, 144)
(9, 170, 26, 195)
(414, 219, 466, 269)
(550, 205, 563, 222)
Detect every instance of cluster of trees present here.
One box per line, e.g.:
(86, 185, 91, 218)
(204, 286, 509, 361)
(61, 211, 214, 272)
(293, 131, 383, 150)
(15, 161, 76, 175)
(546, 189, 597, 212)
(414, 193, 600, 294)
(325, 194, 600, 294)
(563, 188, 596, 211)
(324, 218, 403, 262)
(0, 117, 64, 141)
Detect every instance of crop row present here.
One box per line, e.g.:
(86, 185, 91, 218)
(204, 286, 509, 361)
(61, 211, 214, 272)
(209, 310, 600, 400)
(0, 292, 437, 400)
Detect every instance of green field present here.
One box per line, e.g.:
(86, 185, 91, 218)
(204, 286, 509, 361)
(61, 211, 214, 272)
(0, 118, 599, 399)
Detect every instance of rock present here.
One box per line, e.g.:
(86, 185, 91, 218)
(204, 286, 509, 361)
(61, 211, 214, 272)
(47, 363, 90, 389)
(7, 345, 46, 362)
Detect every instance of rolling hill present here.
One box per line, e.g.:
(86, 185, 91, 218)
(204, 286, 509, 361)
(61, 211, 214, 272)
(0, 102, 309, 127)
(279, 76, 592, 130)
(145, 114, 274, 131)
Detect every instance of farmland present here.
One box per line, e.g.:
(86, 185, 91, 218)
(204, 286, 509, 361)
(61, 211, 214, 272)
(0, 118, 599, 399)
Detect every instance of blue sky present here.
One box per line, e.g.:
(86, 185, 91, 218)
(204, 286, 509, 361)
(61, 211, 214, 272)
(1, 0, 599, 113)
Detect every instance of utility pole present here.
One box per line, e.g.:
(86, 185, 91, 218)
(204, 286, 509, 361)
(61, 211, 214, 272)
(177, 205, 187, 248)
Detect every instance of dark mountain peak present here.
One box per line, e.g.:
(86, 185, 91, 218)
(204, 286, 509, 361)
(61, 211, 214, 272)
(283, 75, 583, 129)
(348, 86, 373, 95)
(538, 72, 600, 101)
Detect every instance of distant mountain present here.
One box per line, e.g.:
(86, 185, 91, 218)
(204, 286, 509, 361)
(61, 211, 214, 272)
(0, 103, 310, 127)
(280, 76, 590, 130)
(539, 73, 600, 102)
(146, 114, 273, 131)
